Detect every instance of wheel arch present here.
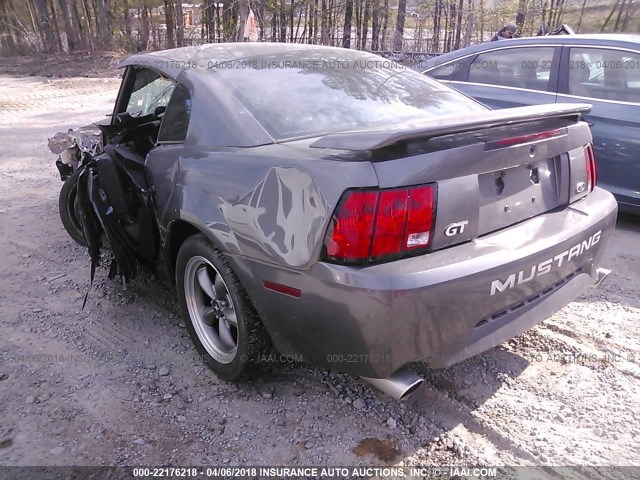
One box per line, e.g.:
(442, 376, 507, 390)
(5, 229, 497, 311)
(165, 218, 229, 285)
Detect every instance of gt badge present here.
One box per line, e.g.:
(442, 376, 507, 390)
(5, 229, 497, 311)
(445, 221, 469, 237)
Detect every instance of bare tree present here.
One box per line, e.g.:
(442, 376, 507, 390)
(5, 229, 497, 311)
(328, 0, 335, 45)
(4, 0, 635, 59)
(454, 0, 464, 50)
(95, 0, 111, 48)
(139, 0, 150, 50)
(393, 0, 406, 50)
(433, 0, 442, 51)
(79, 0, 96, 50)
(361, 0, 370, 49)
(71, 0, 89, 50)
(271, 1, 278, 41)
(342, 0, 353, 47)
(312, 0, 319, 43)
(122, 0, 133, 48)
(203, 0, 215, 42)
(621, 0, 633, 30)
(321, 0, 329, 43)
(279, 0, 286, 41)
(175, 1, 184, 45)
(465, 6, 474, 47)
(370, 0, 380, 50)
(380, 0, 389, 49)
(576, 0, 587, 32)
(355, 0, 362, 48)
(47, 0, 64, 52)
(58, 0, 78, 51)
(515, 0, 527, 30)
(601, 0, 621, 32)
(256, 0, 265, 41)
(237, 0, 249, 40)
(478, 0, 484, 43)
(613, 0, 627, 30)
(164, 0, 176, 48)
(0, 1, 18, 52)
(34, 0, 55, 52)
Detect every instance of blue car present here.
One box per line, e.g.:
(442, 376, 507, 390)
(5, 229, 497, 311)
(422, 34, 640, 214)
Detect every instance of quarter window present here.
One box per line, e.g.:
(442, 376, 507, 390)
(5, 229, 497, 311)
(468, 47, 555, 91)
(568, 48, 640, 102)
(158, 84, 192, 143)
(428, 59, 467, 80)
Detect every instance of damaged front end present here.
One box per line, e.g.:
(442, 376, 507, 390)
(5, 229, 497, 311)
(75, 151, 151, 301)
(48, 125, 103, 180)
(50, 116, 161, 302)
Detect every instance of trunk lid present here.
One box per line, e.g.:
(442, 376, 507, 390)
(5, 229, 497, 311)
(312, 103, 594, 253)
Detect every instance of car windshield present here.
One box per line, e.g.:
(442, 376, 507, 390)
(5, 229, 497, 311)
(213, 50, 484, 141)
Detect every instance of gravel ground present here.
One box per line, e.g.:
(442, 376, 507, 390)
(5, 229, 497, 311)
(0, 73, 639, 470)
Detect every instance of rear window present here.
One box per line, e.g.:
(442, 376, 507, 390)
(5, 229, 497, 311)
(213, 50, 484, 140)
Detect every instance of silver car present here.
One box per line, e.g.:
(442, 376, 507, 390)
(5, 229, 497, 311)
(422, 34, 640, 214)
(52, 44, 617, 399)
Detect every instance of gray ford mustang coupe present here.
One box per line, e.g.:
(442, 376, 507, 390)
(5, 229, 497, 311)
(50, 43, 617, 399)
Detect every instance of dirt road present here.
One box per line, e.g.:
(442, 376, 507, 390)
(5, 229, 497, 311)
(0, 74, 639, 471)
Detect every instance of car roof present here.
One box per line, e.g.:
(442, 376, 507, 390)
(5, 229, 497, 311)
(424, 34, 640, 68)
(481, 33, 640, 46)
(119, 42, 359, 79)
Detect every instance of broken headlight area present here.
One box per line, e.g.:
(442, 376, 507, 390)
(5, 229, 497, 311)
(48, 125, 103, 181)
(54, 112, 166, 305)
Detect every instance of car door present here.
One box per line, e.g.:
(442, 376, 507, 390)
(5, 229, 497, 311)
(428, 45, 561, 109)
(556, 45, 640, 212)
(144, 82, 193, 229)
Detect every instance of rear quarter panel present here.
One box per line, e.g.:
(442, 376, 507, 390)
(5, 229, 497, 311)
(145, 145, 379, 270)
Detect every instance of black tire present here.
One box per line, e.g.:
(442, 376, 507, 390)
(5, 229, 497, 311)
(58, 170, 86, 246)
(176, 234, 267, 381)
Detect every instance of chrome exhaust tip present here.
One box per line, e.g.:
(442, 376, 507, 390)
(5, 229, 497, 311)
(361, 368, 424, 400)
(594, 267, 611, 287)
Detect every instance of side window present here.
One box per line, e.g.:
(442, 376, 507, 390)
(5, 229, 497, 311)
(126, 67, 176, 117)
(568, 48, 640, 103)
(468, 47, 555, 91)
(623, 55, 640, 89)
(158, 84, 192, 143)
(428, 59, 466, 80)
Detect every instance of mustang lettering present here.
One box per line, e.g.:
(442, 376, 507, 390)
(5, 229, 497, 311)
(491, 230, 602, 296)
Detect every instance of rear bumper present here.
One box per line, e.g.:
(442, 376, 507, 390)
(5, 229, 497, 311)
(234, 187, 618, 378)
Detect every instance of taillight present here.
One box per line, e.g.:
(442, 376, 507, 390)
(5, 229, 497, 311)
(323, 184, 436, 264)
(585, 143, 597, 192)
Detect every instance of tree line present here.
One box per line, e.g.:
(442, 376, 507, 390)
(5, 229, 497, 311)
(0, 0, 637, 56)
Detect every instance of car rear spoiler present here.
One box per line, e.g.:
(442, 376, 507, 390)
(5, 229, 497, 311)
(309, 103, 592, 151)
